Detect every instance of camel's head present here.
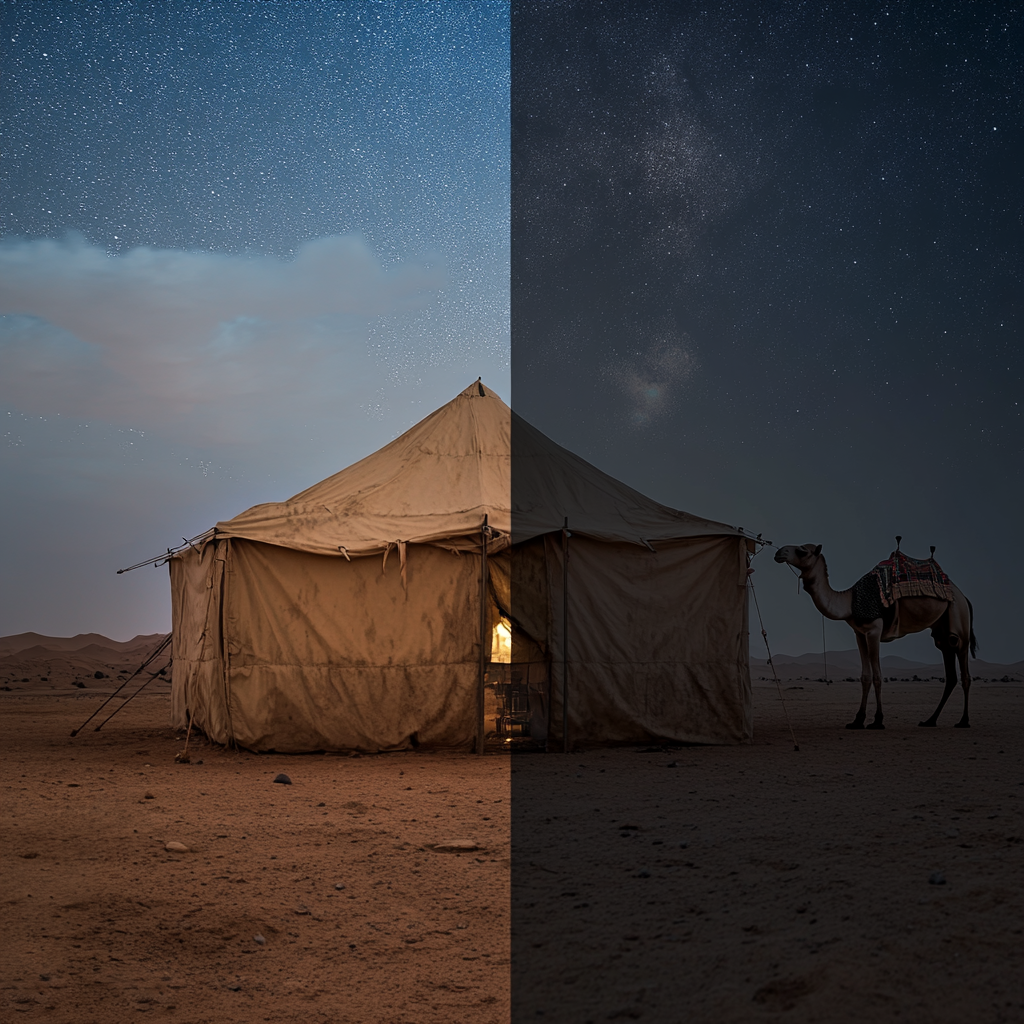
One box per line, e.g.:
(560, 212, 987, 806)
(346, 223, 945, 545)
(774, 544, 823, 571)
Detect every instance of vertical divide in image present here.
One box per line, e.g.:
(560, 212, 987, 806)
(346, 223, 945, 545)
(509, 3, 758, 1019)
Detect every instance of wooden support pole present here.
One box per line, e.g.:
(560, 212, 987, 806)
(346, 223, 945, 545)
(477, 515, 489, 755)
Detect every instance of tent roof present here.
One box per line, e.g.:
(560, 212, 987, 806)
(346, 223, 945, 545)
(511, 411, 743, 545)
(212, 380, 743, 556)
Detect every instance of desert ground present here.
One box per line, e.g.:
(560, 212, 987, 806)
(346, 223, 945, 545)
(511, 679, 1024, 1024)
(2, 641, 1022, 1024)
(2, 692, 510, 1023)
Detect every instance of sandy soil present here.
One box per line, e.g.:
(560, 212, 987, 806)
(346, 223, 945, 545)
(1, 694, 510, 1023)
(3, 677, 1022, 1024)
(512, 680, 1024, 1023)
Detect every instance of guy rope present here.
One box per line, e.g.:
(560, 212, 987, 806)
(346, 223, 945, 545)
(747, 550, 800, 752)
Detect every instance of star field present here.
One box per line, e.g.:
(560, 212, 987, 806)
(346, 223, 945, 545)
(512, 1, 1022, 660)
(2, 1, 509, 368)
(0, 1, 509, 638)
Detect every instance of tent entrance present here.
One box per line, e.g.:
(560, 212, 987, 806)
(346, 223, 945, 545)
(487, 616, 549, 747)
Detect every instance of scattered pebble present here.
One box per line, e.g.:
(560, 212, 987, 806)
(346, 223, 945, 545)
(928, 872, 946, 885)
(666, 761, 679, 768)
(20, 851, 39, 860)
(144, 792, 155, 800)
(317, 801, 326, 807)
(253, 934, 266, 945)
(165, 841, 190, 853)
(334, 883, 346, 891)
(433, 839, 480, 852)
(273, 773, 292, 785)
(294, 904, 311, 915)
(227, 983, 241, 992)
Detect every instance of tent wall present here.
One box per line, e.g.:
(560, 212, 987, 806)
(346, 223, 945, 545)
(170, 538, 489, 752)
(505, 534, 751, 746)
(169, 540, 233, 742)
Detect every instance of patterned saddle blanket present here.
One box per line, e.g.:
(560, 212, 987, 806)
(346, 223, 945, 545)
(869, 550, 953, 608)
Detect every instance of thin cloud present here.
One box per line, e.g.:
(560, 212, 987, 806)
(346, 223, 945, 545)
(0, 234, 446, 442)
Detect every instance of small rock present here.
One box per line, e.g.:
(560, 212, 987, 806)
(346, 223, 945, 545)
(253, 934, 266, 945)
(928, 872, 946, 885)
(227, 983, 241, 991)
(294, 904, 311, 915)
(636, 870, 651, 878)
(273, 773, 292, 785)
(666, 761, 679, 768)
(433, 839, 480, 852)
(144, 792, 155, 800)
(165, 841, 190, 853)
(334, 883, 346, 891)
(20, 851, 39, 860)
(317, 801, 326, 807)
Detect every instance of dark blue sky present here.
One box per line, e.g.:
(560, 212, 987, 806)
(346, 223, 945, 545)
(1, 1, 509, 639)
(512, 1, 1022, 661)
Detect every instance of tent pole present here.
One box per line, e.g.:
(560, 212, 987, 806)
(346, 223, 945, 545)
(477, 515, 489, 755)
(562, 517, 570, 754)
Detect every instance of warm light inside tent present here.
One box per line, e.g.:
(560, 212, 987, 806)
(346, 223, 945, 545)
(491, 616, 512, 663)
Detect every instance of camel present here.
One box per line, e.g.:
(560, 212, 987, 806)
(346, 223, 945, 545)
(773, 543, 976, 730)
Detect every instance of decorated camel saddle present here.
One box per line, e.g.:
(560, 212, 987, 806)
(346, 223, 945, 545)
(867, 549, 954, 608)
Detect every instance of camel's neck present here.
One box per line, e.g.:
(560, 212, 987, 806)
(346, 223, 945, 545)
(799, 556, 853, 621)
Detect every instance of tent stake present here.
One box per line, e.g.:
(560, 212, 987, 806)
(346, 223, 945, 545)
(562, 517, 570, 754)
(477, 515, 489, 755)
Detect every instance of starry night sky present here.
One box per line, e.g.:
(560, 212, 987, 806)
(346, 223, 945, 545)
(512, 1, 1023, 661)
(0, 1, 509, 639)
(1, 2, 1021, 663)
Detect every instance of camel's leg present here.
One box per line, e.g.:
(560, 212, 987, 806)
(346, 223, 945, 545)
(847, 627, 874, 729)
(919, 645, 958, 727)
(954, 642, 971, 729)
(864, 625, 885, 729)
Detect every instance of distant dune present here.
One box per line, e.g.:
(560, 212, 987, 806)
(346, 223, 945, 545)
(0, 632, 167, 657)
(0, 632, 170, 694)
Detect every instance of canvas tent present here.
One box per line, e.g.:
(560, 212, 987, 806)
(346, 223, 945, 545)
(168, 381, 756, 752)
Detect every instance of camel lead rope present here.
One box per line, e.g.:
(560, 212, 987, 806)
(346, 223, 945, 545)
(749, 579, 800, 752)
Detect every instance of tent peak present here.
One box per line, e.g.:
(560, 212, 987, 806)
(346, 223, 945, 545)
(460, 379, 502, 400)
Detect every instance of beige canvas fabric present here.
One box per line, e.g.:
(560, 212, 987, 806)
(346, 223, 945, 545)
(169, 380, 754, 751)
(510, 414, 746, 545)
(171, 538, 484, 751)
(498, 536, 752, 746)
(213, 381, 512, 557)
